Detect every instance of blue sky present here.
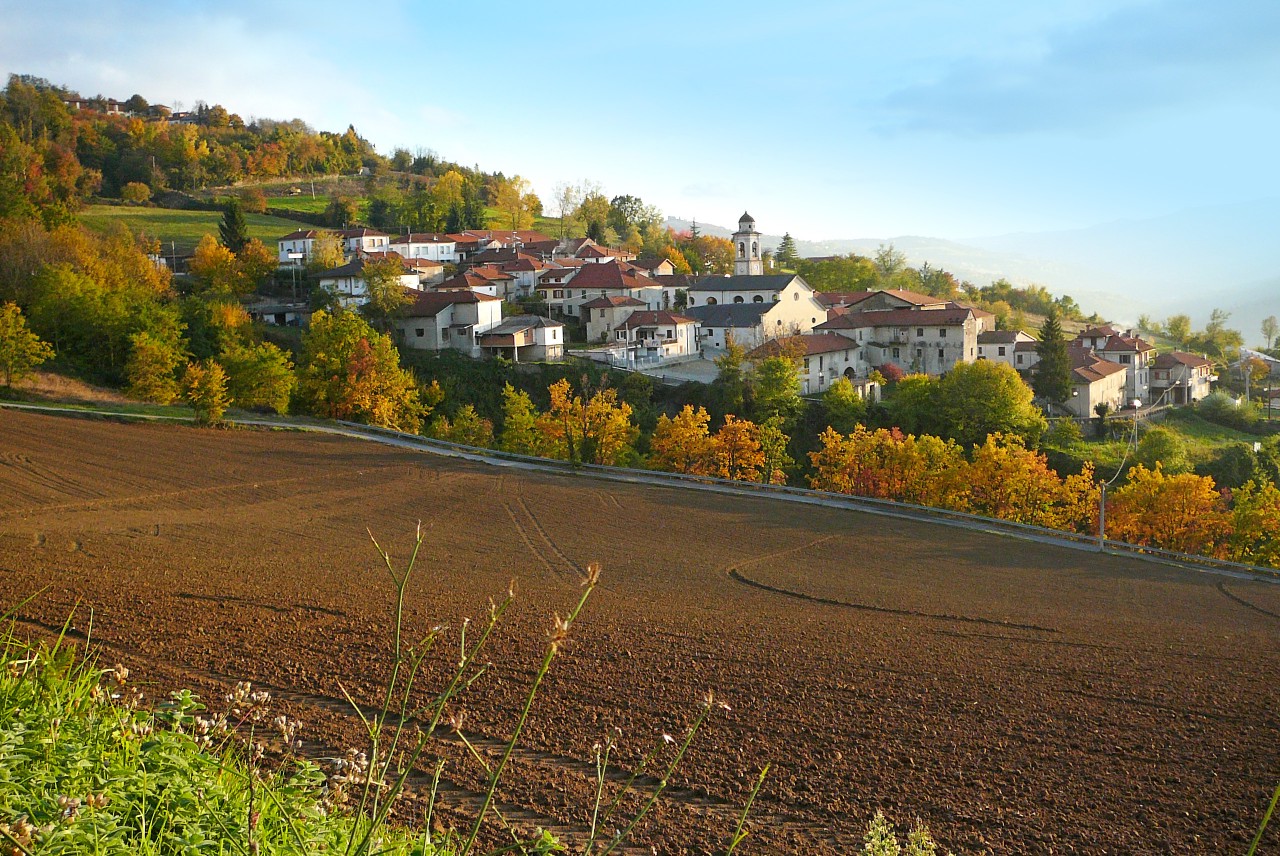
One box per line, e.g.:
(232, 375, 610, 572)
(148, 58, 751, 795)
(4, 0, 1279, 241)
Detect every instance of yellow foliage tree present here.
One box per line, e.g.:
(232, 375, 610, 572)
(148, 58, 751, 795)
(538, 379, 636, 466)
(1106, 464, 1231, 557)
(648, 405, 713, 474)
(710, 415, 765, 481)
(1225, 479, 1280, 568)
(960, 434, 1099, 532)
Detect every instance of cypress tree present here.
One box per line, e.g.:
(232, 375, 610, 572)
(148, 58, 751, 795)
(776, 232, 798, 269)
(218, 198, 250, 253)
(1033, 308, 1072, 404)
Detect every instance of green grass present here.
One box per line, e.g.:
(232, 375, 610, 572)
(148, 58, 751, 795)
(79, 205, 312, 256)
(0, 612, 448, 855)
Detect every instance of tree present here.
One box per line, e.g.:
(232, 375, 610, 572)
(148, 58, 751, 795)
(552, 181, 583, 239)
(1106, 464, 1230, 557)
(0, 302, 54, 386)
(121, 182, 151, 204)
(538, 379, 637, 466)
(219, 341, 295, 414)
(430, 404, 494, 448)
(1164, 314, 1192, 348)
(750, 353, 803, 427)
(935, 360, 1046, 449)
(822, 376, 866, 435)
(1263, 316, 1279, 351)
(306, 231, 345, 274)
(182, 359, 230, 425)
(713, 334, 747, 417)
(324, 196, 360, 228)
(494, 175, 535, 230)
(296, 309, 425, 431)
(885, 374, 939, 436)
(1227, 480, 1280, 568)
(125, 330, 185, 403)
(775, 233, 798, 269)
(710, 415, 764, 481)
(499, 383, 544, 456)
(189, 234, 244, 296)
(1032, 308, 1072, 404)
(218, 198, 250, 253)
(360, 256, 412, 332)
(757, 417, 794, 485)
(1134, 426, 1191, 474)
(648, 405, 713, 474)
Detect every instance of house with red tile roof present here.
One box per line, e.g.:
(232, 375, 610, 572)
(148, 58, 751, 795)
(535, 259, 662, 318)
(582, 295, 647, 342)
(313, 254, 425, 309)
(477, 315, 565, 362)
(748, 333, 876, 396)
(1151, 351, 1216, 404)
(615, 310, 700, 361)
(336, 227, 391, 255)
(1072, 326, 1156, 404)
(394, 289, 503, 357)
(277, 229, 330, 266)
(1066, 346, 1129, 417)
(816, 304, 980, 376)
(388, 232, 458, 264)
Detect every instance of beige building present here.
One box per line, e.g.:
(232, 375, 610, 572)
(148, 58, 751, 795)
(395, 290, 503, 357)
(1151, 352, 1216, 404)
(582, 295, 647, 342)
(1066, 349, 1129, 417)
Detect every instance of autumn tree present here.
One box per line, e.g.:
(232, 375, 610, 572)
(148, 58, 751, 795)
(324, 196, 360, 228)
(182, 359, 231, 425)
(539, 379, 637, 466)
(0, 302, 54, 386)
(648, 405, 713, 474)
(190, 234, 258, 298)
(710, 415, 764, 481)
(121, 181, 151, 204)
(306, 231, 346, 274)
(552, 181, 583, 238)
(1226, 480, 1280, 568)
(494, 175, 536, 230)
(1106, 464, 1230, 557)
(296, 309, 425, 431)
(125, 330, 185, 403)
(218, 198, 250, 253)
(757, 417, 794, 485)
(1033, 308, 1072, 404)
(960, 434, 1099, 532)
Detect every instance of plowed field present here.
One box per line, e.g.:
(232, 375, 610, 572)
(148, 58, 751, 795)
(2, 409, 1278, 854)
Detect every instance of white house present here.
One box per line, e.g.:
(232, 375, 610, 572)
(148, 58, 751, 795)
(535, 260, 662, 318)
(816, 304, 980, 376)
(277, 229, 325, 266)
(477, 315, 565, 362)
(686, 274, 819, 309)
(1151, 352, 1216, 404)
(337, 228, 390, 255)
(315, 256, 424, 309)
(395, 290, 503, 357)
(388, 233, 458, 264)
(1072, 325, 1156, 405)
(1066, 349, 1130, 418)
(614, 310, 700, 361)
(977, 330, 1037, 368)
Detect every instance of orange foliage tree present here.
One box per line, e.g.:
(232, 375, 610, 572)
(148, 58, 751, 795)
(960, 434, 1100, 533)
(1105, 464, 1231, 557)
(808, 425, 965, 506)
(1225, 479, 1280, 567)
(648, 405, 713, 474)
(538, 379, 636, 466)
(710, 415, 765, 481)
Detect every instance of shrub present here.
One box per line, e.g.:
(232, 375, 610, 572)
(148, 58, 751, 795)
(1198, 391, 1260, 430)
(121, 181, 152, 204)
(182, 359, 231, 425)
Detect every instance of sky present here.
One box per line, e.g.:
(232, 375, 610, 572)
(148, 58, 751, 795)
(4, 0, 1279, 242)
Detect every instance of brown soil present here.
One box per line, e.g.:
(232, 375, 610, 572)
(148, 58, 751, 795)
(1, 408, 1278, 854)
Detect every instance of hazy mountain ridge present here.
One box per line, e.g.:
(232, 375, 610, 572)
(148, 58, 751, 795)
(666, 199, 1280, 331)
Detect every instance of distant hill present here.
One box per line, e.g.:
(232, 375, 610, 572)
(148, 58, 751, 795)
(668, 198, 1280, 331)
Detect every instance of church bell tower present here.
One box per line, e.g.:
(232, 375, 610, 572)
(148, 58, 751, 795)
(733, 212, 763, 276)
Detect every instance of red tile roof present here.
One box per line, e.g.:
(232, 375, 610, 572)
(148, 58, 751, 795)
(581, 295, 646, 309)
(817, 306, 974, 330)
(404, 289, 499, 318)
(1154, 351, 1213, 369)
(749, 333, 858, 358)
(620, 310, 696, 328)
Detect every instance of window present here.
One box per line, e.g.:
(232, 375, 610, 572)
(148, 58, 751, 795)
(938, 348, 945, 361)
(793, 292, 799, 301)
(753, 295, 763, 303)
(738, 241, 745, 256)
(998, 346, 1006, 356)
(1120, 354, 1131, 364)
(803, 357, 810, 372)
(1016, 354, 1023, 365)
(917, 328, 924, 337)
(706, 297, 717, 305)
(553, 289, 563, 299)
(892, 347, 901, 358)
(733, 295, 744, 303)
(752, 241, 758, 257)
(939, 328, 947, 337)
(415, 328, 425, 337)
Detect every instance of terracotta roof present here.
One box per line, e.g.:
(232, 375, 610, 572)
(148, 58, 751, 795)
(1071, 349, 1128, 384)
(538, 269, 576, 282)
(1097, 334, 1155, 353)
(630, 257, 673, 271)
(979, 330, 1028, 344)
(404, 289, 499, 318)
(557, 260, 654, 291)
(1154, 351, 1213, 369)
(336, 227, 389, 238)
(620, 311, 697, 328)
(581, 295, 646, 309)
(748, 333, 857, 358)
(878, 289, 947, 306)
(817, 306, 974, 330)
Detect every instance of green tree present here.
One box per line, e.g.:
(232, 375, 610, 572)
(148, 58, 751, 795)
(1135, 426, 1191, 474)
(885, 374, 940, 436)
(0, 302, 54, 386)
(1263, 315, 1279, 351)
(935, 359, 1046, 449)
(499, 383, 544, 456)
(713, 334, 747, 417)
(121, 182, 151, 204)
(324, 196, 360, 228)
(775, 232, 798, 270)
(1164, 314, 1192, 348)
(1032, 308, 1072, 404)
(182, 359, 231, 425)
(750, 354, 803, 427)
(219, 341, 295, 414)
(822, 376, 866, 434)
(306, 231, 346, 275)
(218, 198, 250, 253)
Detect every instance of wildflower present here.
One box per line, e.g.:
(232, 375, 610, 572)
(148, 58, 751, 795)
(548, 613, 571, 653)
(112, 664, 130, 686)
(584, 561, 602, 587)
